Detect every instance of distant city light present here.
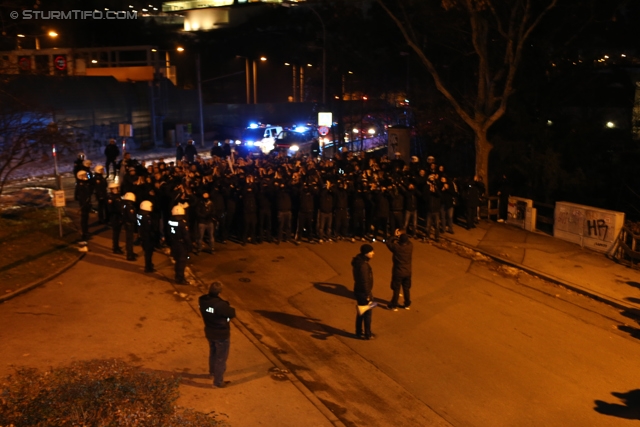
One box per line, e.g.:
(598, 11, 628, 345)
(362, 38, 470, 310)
(367, 128, 376, 135)
(547, 120, 553, 126)
(307, 63, 312, 67)
(142, 8, 148, 12)
(177, 47, 185, 52)
(284, 62, 290, 66)
(91, 59, 98, 64)
(260, 56, 267, 61)
(129, 5, 134, 7)
(604, 55, 609, 59)
(48, 31, 58, 37)
(352, 128, 359, 133)
(348, 71, 353, 74)
(606, 121, 615, 128)
(621, 54, 626, 57)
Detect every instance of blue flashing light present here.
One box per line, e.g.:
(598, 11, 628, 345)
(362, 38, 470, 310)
(247, 141, 254, 146)
(249, 123, 259, 129)
(294, 125, 308, 133)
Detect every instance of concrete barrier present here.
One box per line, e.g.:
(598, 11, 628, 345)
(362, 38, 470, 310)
(554, 202, 624, 253)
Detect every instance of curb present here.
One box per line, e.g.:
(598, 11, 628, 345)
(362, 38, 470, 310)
(231, 316, 346, 427)
(0, 251, 86, 303)
(441, 234, 635, 313)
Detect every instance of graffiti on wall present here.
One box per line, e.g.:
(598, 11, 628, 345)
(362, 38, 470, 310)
(584, 211, 613, 242)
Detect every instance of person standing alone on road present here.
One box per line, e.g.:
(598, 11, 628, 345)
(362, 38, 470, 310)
(352, 244, 376, 340)
(386, 229, 413, 311)
(199, 281, 236, 388)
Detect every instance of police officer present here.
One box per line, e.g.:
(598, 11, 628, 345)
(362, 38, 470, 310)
(137, 200, 155, 273)
(107, 183, 124, 254)
(76, 170, 93, 241)
(93, 165, 108, 224)
(199, 281, 236, 388)
(122, 192, 137, 261)
(169, 204, 191, 284)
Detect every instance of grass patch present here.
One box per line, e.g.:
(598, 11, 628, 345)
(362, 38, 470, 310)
(0, 207, 81, 295)
(0, 359, 229, 427)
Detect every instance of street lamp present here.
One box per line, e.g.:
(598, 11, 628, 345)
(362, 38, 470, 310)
(17, 31, 58, 50)
(283, 2, 326, 105)
(174, 46, 205, 148)
(236, 55, 251, 104)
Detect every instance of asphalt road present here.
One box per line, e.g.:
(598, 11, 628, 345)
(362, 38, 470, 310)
(190, 239, 640, 426)
(4, 168, 640, 426)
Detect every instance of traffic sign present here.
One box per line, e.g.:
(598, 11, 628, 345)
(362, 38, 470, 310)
(318, 126, 329, 136)
(53, 190, 66, 207)
(54, 56, 67, 71)
(18, 57, 30, 71)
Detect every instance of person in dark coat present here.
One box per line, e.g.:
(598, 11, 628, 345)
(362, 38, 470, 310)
(76, 170, 93, 241)
(176, 142, 185, 163)
(386, 229, 413, 310)
(107, 182, 124, 254)
(122, 192, 138, 261)
(92, 165, 108, 224)
(184, 139, 198, 163)
(352, 244, 376, 340)
(240, 175, 258, 245)
(496, 174, 511, 222)
(317, 181, 333, 242)
(464, 176, 482, 229)
(199, 281, 236, 388)
(104, 138, 120, 178)
(275, 182, 293, 243)
(196, 192, 215, 253)
(169, 204, 191, 284)
(137, 200, 155, 272)
(424, 174, 442, 241)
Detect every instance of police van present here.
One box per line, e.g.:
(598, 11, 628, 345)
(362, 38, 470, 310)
(238, 123, 283, 155)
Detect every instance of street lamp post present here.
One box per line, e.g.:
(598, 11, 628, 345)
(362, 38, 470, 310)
(196, 53, 205, 148)
(306, 6, 326, 106)
(283, 2, 326, 106)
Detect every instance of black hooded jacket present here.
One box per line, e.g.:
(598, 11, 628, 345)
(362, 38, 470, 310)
(351, 253, 373, 297)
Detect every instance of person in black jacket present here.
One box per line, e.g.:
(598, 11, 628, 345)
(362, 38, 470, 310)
(196, 192, 215, 253)
(169, 204, 191, 284)
(107, 182, 124, 254)
(137, 200, 155, 273)
(76, 170, 93, 241)
(199, 281, 236, 388)
(386, 229, 413, 310)
(122, 192, 138, 261)
(93, 165, 108, 224)
(184, 139, 198, 163)
(352, 244, 375, 340)
(104, 138, 120, 178)
(240, 175, 258, 245)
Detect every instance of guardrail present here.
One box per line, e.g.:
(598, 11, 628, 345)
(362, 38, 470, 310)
(533, 201, 555, 234)
(610, 225, 640, 270)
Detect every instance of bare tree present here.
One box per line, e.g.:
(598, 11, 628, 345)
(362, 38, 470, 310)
(378, 0, 558, 188)
(0, 99, 72, 196)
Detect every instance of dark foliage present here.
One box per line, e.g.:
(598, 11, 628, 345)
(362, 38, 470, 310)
(0, 359, 228, 427)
